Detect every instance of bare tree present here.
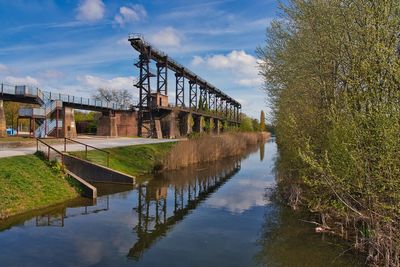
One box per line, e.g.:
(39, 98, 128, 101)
(92, 88, 133, 107)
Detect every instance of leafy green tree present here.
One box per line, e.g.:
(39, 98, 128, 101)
(239, 115, 253, 132)
(252, 119, 260, 132)
(258, 1, 400, 264)
(260, 110, 265, 131)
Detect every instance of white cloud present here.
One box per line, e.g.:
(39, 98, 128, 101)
(76, 0, 105, 22)
(149, 27, 181, 48)
(237, 78, 262, 87)
(206, 178, 274, 214)
(0, 63, 8, 73)
(77, 75, 134, 90)
(116, 37, 130, 46)
(191, 50, 262, 87)
(5, 75, 39, 86)
(191, 56, 204, 66)
(40, 70, 64, 80)
(114, 5, 147, 27)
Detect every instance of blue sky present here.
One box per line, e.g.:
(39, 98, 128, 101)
(0, 0, 279, 119)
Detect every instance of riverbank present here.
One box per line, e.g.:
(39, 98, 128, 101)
(0, 132, 268, 220)
(76, 132, 269, 176)
(259, 1, 400, 265)
(163, 132, 270, 170)
(70, 142, 175, 179)
(0, 154, 79, 219)
(0, 139, 363, 266)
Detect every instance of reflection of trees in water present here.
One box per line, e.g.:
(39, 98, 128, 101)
(254, 203, 363, 267)
(260, 142, 265, 162)
(128, 159, 242, 261)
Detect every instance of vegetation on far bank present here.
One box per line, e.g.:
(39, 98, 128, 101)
(0, 155, 79, 219)
(258, 0, 400, 265)
(163, 132, 269, 170)
(71, 131, 269, 175)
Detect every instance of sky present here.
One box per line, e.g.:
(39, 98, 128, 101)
(0, 0, 280, 119)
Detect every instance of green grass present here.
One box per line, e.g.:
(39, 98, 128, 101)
(70, 142, 176, 177)
(0, 137, 33, 142)
(0, 155, 79, 219)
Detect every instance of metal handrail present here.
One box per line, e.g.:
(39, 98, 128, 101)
(1, 82, 132, 111)
(36, 138, 65, 167)
(63, 138, 110, 167)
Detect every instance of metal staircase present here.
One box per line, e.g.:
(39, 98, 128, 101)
(18, 91, 63, 138)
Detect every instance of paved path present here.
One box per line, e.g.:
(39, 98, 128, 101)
(0, 137, 177, 158)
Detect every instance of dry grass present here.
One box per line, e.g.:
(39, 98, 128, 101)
(163, 132, 270, 170)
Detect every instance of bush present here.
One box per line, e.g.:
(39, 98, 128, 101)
(258, 1, 400, 265)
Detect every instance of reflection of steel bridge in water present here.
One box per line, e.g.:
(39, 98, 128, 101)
(128, 160, 242, 260)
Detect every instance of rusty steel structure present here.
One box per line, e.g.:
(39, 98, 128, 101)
(128, 34, 241, 136)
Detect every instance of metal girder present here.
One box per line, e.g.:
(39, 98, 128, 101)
(134, 50, 153, 136)
(218, 98, 224, 115)
(199, 87, 207, 110)
(209, 92, 215, 111)
(129, 35, 241, 108)
(189, 80, 198, 110)
(156, 60, 168, 95)
(175, 72, 185, 107)
(129, 35, 242, 125)
(135, 54, 151, 109)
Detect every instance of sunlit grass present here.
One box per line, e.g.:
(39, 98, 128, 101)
(0, 155, 78, 219)
(69, 142, 176, 176)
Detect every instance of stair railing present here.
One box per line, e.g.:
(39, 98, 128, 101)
(63, 138, 110, 167)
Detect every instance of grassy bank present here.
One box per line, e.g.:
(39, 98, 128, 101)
(163, 132, 269, 170)
(70, 142, 175, 177)
(72, 133, 269, 176)
(0, 155, 79, 219)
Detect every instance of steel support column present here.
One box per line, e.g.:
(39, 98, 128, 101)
(134, 47, 153, 137)
(189, 80, 198, 110)
(210, 94, 216, 114)
(208, 92, 213, 110)
(200, 87, 207, 110)
(175, 72, 185, 107)
(156, 59, 168, 95)
(219, 98, 224, 116)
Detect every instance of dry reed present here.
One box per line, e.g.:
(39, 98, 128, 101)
(163, 132, 270, 170)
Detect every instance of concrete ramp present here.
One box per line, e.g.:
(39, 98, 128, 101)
(66, 170, 97, 199)
(63, 154, 135, 185)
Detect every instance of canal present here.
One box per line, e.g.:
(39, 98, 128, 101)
(0, 140, 364, 266)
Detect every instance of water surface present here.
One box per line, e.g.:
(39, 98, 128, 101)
(0, 140, 364, 266)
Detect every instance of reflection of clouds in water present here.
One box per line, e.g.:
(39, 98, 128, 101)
(75, 240, 104, 266)
(206, 178, 274, 214)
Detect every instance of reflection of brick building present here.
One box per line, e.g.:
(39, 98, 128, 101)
(146, 186, 168, 200)
(155, 187, 168, 200)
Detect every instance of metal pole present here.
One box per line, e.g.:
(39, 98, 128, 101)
(56, 109, 59, 138)
(64, 138, 66, 152)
